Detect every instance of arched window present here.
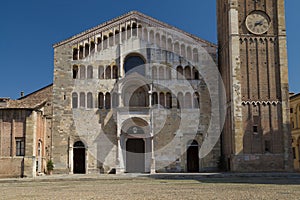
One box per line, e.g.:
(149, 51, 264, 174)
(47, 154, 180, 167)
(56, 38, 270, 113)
(72, 92, 78, 108)
(80, 92, 85, 108)
(79, 46, 84, 59)
(85, 43, 90, 57)
(90, 41, 95, 53)
(98, 66, 104, 79)
(193, 48, 199, 63)
(73, 48, 78, 60)
(194, 92, 200, 109)
(138, 25, 142, 37)
(152, 66, 158, 80)
(87, 65, 93, 79)
(97, 38, 102, 51)
(73, 65, 79, 79)
(121, 27, 126, 42)
(80, 65, 86, 79)
(185, 92, 192, 108)
(105, 93, 111, 109)
(109, 32, 114, 47)
(115, 30, 120, 44)
(159, 66, 164, 80)
(174, 42, 180, 55)
(159, 92, 165, 107)
(127, 25, 131, 39)
(161, 35, 166, 49)
(167, 38, 172, 51)
(187, 46, 192, 61)
(152, 92, 158, 106)
(143, 28, 148, 41)
(166, 67, 171, 80)
(166, 92, 172, 109)
(132, 23, 137, 37)
(87, 92, 93, 109)
(155, 33, 160, 47)
(184, 66, 191, 80)
(149, 30, 154, 44)
(181, 44, 186, 57)
(112, 93, 119, 108)
(98, 92, 104, 109)
(103, 35, 108, 49)
(193, 67, 199, 80)
(177, 66, 183, 80)
(177, 92, 183, 109)
(124, 54, 145, 76)
(105, 66, 111, 79)
(112, 65, 118, 79)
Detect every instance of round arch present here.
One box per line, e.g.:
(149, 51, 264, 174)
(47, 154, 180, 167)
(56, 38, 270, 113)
(124, 53, 146, 76)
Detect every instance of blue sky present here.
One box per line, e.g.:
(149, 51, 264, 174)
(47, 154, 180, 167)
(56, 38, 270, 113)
(0, 0, 299, 99)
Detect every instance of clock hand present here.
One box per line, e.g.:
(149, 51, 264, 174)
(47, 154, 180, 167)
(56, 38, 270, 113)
(255, 20, 264, 26)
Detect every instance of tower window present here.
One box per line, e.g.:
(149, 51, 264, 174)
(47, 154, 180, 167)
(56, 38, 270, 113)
(265, 140, 271, 153)
(253, 125, 258, 134)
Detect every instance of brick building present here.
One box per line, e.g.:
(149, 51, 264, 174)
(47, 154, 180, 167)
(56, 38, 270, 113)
(0, 85, 52, 177)
(0, 0, 293, 177)
(290, 93, 300, 170)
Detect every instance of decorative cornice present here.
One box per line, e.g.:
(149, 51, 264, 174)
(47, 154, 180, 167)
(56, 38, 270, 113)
(53, 11, 216, 48)
(242, 100, 281, 106)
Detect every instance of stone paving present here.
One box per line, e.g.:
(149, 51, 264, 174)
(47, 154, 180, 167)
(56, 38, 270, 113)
(0, 173, 300, 199)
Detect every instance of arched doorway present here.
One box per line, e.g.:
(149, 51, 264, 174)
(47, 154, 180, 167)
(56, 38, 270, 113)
(187, 140, 199, 172)
(126, 138, 145, 173)
(73, 141, 86, 174)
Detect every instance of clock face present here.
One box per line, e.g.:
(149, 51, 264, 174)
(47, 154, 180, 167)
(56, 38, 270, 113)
(245, 11, 271, 35)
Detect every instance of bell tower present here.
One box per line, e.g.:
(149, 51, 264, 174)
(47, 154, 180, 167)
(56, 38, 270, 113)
(217, 0, 292, 171)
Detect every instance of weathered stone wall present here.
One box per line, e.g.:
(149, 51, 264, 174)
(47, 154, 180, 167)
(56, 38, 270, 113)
(53, 14, 220, 174)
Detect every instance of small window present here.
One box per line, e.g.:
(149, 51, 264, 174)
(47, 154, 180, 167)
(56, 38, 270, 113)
(72, 92, 78, 108)
(265, 140, 271, 153)
(105, 66, 111, 79)
(79, 46, 84, 59)
(73, 48, 78, 60)
(105, 93, 111, 109)
(112, 66, 118, 79)
(80, 65, 86, 79)
(152, 92, 158, 105)
(80, 92, 85, 108)
(73, 65, 79, 79)
(253, 125, 258, 133)
(87, 92, 93, 109)
(85, 43, 90, 57)
(159, 92, 165, 107)
(290, 108, 293, 113)
(16, 138, 25, 156)
(87, 66, 93, 79)
(90, 41, 95, 53)
(98, 66, 104, 79)
(166, 92, 172, 109)
(98, 92, 104, 109)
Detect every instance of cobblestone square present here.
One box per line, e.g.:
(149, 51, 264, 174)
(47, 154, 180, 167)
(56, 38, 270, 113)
(1, 175, 300, 200)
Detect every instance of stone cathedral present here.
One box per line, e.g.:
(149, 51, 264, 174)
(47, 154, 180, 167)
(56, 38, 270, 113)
(0, 0, 292, 177)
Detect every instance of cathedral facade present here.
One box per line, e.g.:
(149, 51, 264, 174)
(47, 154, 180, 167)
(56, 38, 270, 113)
(0, 0, 293, 177)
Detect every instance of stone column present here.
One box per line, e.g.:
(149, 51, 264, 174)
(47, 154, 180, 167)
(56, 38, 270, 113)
(24, 111, 37, 178)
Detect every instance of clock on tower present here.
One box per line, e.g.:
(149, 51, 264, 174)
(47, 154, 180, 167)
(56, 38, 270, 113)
(217, 0, 292, 171)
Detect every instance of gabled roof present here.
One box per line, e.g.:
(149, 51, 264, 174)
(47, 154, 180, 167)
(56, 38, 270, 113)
(0, 84, 53, 109)
(290, 93, 300, 100)
(53, 11, 216, 48)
